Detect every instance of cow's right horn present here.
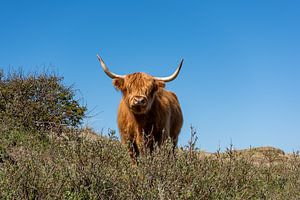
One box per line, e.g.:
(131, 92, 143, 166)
(97, 54, 125, 79)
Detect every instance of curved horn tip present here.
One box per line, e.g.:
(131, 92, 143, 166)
(180, 59, 184, 65)
(96, 53, 107, 66)
(154, 59, 184, 82)
(96, 53, 102, 61)
(96, 53, 125, 79)
(180, 58, 184, 67)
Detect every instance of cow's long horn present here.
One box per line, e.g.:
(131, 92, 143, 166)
(154, 59, 184, 82)
(97, 54, 125, 79)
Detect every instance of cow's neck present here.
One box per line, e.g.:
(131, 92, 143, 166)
(133, 100, 160, 135)
(135, 114, 156, 137)
(133, 110, 154, 125)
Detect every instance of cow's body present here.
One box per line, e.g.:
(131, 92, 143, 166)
(117, 75, 183, 158)
(97, 54, 183, 163)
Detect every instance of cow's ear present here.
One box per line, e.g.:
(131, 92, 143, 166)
(113, 78, 124, 91)
(155, 80, 165, 88)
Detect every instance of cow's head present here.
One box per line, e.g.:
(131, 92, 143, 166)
(97, 54, 183, 115)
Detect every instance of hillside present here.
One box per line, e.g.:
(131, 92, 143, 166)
(1, 128, 299, 199)
(1, 71, 299, 199)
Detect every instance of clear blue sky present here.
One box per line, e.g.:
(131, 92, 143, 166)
(1, 1, 300, 152)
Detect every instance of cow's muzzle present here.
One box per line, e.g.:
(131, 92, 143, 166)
(132, 96, 148, 107)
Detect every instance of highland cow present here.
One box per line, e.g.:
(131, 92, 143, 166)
(97, 54, 183, 163)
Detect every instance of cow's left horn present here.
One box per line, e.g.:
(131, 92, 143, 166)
(154, 59, 184, 82)
(97, 54, 125, 79)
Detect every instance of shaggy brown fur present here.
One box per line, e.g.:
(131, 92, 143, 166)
(112, 73, 183, 163)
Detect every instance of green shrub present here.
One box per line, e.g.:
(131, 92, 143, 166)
(0, 69, 86, 131)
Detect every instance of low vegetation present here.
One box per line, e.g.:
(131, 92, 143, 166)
(0, 70, 299, 199)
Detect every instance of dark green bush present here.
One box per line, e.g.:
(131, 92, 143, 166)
(0, 69, 86, 131)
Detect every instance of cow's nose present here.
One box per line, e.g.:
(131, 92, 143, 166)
(133, 96, 147, 106)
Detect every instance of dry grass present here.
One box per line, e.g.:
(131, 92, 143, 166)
(1, 127, 299, 200)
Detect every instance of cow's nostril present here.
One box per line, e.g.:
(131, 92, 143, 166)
(133, 96, 147, 106)
(140, 98, 146, 104)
